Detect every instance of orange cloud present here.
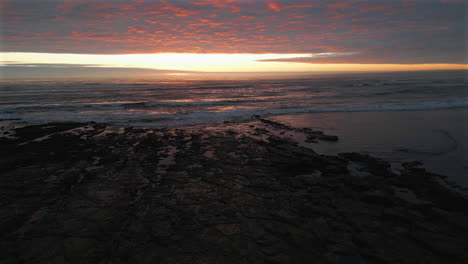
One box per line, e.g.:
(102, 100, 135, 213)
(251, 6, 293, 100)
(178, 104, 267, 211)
(327, 2, 350, 9)
(360, 5, 391, 13)
(1, 0, 466, 66)
(193, 0, 241, 13)
(268, 2, 281, 12)
(267, 2, 314, 12)
(160, 0, 199, 17)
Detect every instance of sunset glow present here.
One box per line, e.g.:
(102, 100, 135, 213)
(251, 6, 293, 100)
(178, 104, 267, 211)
(2, 52, 467, 74)
(1, 0, 467, 76)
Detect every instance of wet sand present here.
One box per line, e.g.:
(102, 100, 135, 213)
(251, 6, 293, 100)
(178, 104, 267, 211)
(0, 118, 467, 263)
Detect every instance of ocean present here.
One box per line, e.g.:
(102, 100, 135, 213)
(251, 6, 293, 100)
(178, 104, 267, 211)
(1, 70, 467, 185)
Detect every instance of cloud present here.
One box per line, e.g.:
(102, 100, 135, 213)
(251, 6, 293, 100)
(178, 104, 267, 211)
(267, 2, 281, 12)
(0, 63, 197, 78)
(257, 52, 358, 61)
(260, 49, 468, 64)
(3, 63, 106, 67)
(0, 0, 466, 64)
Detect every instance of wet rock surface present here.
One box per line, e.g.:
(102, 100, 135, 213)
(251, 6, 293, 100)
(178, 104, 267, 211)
(0, 120, 467, 264)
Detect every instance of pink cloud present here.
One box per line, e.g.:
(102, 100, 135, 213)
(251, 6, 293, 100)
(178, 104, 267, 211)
(267, 2, 281, 12)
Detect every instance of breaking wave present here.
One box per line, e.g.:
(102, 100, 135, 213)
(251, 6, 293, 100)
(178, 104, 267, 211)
(1, 73, 467, 126)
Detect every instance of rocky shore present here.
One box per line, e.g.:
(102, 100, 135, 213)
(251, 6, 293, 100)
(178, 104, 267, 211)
(0, 118, 467, 264)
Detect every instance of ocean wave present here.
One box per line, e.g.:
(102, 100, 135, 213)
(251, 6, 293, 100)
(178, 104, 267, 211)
(290, 99, 468, 114)
(348, 79, 468, 88)
(169, 99, 468, 121)
(372, 89, 414, 96)
(121, 99, 254, 108)
(3, 99, 468, 127)
(2, 98, 468, 115)
(0, 99, 259, 112)
(126, 99, 468, 126)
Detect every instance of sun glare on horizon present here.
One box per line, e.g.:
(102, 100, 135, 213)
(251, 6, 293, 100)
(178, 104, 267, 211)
(2, 52, 467, 74)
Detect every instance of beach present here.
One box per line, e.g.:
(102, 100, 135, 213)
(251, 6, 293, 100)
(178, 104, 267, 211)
(1, 118, 467, 263)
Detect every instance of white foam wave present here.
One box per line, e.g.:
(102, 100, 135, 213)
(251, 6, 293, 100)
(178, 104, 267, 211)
(2, 99, 468, 127)
(0, 99, 258, 112)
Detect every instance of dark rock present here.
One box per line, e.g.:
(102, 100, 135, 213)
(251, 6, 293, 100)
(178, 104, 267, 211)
(360, 190, 395, 207)
(13, 122, 87, 142)
(305, 135, 318, 143)
(339, 152, 393, 177)
(256, 117, 293, 130)
(317, 134, 339, 141)
(0, 122, 466, 264)
(402, 160, 423, 169)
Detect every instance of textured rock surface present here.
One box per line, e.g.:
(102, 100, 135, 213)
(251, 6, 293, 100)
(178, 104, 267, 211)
(0, 120, 467, 264)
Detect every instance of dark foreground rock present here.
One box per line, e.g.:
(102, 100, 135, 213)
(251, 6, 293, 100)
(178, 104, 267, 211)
(0, 121, 467, 264)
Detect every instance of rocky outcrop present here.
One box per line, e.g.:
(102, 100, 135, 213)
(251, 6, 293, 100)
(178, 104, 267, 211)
(0, 120, 467, 264)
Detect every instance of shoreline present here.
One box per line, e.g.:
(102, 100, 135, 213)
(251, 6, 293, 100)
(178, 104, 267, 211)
(1, 119, 467, 263)
(4, 108, 467, 187)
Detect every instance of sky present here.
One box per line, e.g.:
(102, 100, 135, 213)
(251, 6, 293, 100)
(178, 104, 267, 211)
(1, 0, 467, 77)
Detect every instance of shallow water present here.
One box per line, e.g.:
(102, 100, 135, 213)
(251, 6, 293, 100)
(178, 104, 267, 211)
(271, 109, 468, 187)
